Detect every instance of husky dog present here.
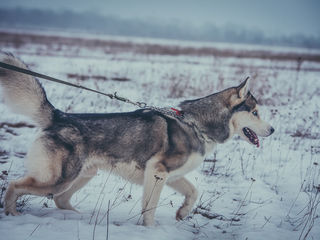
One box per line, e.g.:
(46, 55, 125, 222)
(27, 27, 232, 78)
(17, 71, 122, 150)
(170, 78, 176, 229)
(0, 52, 274, 226)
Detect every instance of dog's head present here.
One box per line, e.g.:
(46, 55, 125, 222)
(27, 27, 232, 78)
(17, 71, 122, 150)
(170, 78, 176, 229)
(228, 78, 274, 147)
(179, 78, 274, 146)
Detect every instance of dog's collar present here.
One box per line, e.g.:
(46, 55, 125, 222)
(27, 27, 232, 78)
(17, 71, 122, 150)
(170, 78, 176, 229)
(170, 108, 183, 116)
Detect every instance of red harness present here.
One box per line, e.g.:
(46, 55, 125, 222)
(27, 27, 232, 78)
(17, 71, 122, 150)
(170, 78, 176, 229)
(170, 108, 183, 116)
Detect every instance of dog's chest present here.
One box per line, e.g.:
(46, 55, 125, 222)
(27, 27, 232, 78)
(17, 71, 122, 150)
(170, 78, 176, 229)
(168, 153, 204, 180)
(168, 141, 216, 181)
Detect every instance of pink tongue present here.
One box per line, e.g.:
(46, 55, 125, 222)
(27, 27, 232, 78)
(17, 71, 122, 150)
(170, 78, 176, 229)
(255, 138, 260, 148)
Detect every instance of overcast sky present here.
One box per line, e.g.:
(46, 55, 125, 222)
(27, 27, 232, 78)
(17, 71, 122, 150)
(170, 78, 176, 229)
(1, 0, 319, 37)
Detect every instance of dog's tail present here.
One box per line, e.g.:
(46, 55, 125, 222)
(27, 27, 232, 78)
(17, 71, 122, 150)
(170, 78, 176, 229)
(0, 52, 54, 128)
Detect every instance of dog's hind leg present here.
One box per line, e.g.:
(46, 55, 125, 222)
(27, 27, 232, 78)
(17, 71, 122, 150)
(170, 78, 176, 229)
(4, 176, 73, 216)
(4, 136, 81, 216)
(141, 159, 168, 226)
(167, 177, 198, 220)
(54, 168, 97, 211)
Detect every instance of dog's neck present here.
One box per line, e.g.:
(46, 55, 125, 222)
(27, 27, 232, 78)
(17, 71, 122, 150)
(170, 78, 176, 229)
(179, 95, 232, 143)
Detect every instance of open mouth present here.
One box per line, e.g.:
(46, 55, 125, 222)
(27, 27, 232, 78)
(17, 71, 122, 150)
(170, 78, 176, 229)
(243, 127, 259, 147)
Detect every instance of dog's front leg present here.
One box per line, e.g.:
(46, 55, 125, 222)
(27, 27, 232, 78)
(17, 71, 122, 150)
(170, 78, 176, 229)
(141, 160, 168, 226)
(167, 177, 198, 220)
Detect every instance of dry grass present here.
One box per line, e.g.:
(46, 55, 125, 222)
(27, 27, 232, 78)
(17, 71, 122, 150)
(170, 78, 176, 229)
(67, 73, 130, 82)
(1, 31, 320, 62)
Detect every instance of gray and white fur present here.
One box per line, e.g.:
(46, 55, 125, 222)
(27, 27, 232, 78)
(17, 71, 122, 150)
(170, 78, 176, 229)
(0, 52, 274, 226)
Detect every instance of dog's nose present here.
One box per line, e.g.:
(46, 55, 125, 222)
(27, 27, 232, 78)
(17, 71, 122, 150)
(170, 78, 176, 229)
(270, 127, 275, 135)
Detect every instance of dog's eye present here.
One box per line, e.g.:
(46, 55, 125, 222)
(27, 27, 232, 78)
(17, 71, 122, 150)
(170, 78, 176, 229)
(252, 110, 258, 116)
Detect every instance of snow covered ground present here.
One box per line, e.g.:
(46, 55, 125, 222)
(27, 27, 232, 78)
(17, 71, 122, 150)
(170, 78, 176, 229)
(0, 30, 319, 240)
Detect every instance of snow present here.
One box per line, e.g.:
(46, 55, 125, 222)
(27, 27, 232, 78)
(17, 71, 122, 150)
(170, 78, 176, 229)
(0, 29, 319, 240)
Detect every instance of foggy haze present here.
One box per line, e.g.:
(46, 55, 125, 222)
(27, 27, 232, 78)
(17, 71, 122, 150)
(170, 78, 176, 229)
(0, 0, 319, 48)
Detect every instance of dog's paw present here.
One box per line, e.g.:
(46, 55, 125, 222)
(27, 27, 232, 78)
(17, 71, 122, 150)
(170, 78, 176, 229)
(142, 219, 155, 226)
(176, 206, 190, 221)
(54, 197, 78, 212)
(5, 208, 21, 216)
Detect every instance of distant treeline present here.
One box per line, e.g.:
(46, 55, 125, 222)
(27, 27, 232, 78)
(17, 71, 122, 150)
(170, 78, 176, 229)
(1, 7, 319, 49)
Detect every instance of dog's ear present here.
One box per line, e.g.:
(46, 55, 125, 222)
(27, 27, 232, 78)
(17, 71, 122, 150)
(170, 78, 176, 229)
(237, 77, 250, 99)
